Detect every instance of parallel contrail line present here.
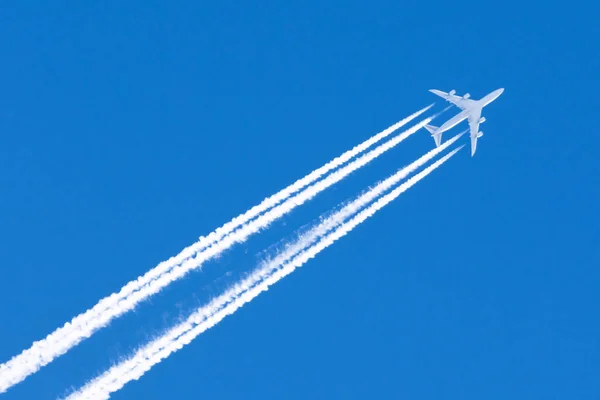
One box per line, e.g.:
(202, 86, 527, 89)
(260, 131, 464, 272)
(50, 112, 439, 367)
(67, 146, 463, 400)
(0, 105, 435, 393)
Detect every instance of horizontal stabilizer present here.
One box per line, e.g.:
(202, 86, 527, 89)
(425, 124, 443, 147)
(424, 124, 438, 134)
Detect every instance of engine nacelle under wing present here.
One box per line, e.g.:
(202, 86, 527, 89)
(463, 93, 470, 99)
(479, 117, 486, 123)
(449, 89, 456, 95)
(477, 131, 484, 138)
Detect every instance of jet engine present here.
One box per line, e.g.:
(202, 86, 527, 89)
(479, 117, 486, 123)
(463, 93, 470, 99)
(477, 131, 484, 138)
(449, 89, 456, 95)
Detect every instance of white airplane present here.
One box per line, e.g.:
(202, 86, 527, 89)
(424, 88, 504, 156)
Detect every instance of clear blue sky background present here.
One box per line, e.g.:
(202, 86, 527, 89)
(1, 1, 598, 399)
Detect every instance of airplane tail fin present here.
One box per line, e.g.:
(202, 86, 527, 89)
(424, 124, 442, 147)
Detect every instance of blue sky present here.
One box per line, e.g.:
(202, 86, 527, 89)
(1, 1, 598, 399)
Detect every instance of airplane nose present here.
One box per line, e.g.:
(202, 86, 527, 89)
(497, 88, 505, 95)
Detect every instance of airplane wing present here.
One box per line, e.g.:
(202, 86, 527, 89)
(467, 107, 482, 156)
(429, 89, 476, 110)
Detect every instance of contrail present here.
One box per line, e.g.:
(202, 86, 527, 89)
(53, 111, 439, 372)
(66, 145, 463, 399)
(0, 106, 435, 393)
(260, 130, 464, 270)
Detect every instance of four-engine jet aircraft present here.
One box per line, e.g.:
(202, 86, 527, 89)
(425, 88, 504, 156)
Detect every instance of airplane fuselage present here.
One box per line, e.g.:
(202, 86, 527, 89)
(438, 110, 468, 133)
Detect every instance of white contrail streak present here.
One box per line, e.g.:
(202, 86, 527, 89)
(53, 111, 438, 371)
(0, 106, 434, 393)
(67, 145, 463, 399)
(260, 130, 464, 270)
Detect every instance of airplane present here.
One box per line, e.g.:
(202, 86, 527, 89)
(425, 88, 504, 156)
